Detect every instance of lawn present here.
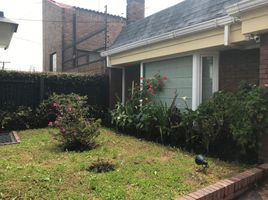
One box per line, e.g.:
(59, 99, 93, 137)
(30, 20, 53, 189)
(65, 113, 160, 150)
(0, 128, 245, 200)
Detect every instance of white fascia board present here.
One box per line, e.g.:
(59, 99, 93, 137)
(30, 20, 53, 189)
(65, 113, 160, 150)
(101, 16, 236, 57)
(225, 0, 268, 16)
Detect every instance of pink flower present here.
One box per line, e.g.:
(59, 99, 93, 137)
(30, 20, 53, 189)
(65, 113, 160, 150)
(53, 102, 60, 109)
(66, 106, 72, 112)
(48, 121, 53, 127)
(162, 76, 168, 81)
(60, 128, 66, 133)
(140, 77, 144, 80)
(54, 120, 59, 126)
(148, 87, 154, 95)
(76, 96, 81, 101)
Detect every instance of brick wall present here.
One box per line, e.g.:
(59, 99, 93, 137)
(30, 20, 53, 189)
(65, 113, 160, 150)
(43, 0, 126, 75)
(43, 0, 64, 72)
(127, 0, 145, 24)
(219, 49, 260, 91)
(260, 34, 268, 87)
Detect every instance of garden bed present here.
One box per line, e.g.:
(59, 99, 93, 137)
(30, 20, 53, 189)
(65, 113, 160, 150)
(0, 128, 246, 199)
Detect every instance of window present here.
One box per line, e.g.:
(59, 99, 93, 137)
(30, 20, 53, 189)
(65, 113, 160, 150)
(201, 56, 213, 102)
(192, 53, 219, 110)
(144, 56, 193, 109)
(50, 52, 57, 72)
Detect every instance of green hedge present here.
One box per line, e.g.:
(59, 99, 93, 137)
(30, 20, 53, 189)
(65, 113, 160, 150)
(0, 71, 108, 110)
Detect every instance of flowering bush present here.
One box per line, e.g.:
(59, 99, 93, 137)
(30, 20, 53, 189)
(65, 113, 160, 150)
(111, 74, 180, 143)
(48, 93, 101, 150)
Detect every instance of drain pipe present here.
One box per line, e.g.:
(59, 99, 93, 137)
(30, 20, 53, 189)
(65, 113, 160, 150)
(224, 24, 230, 46)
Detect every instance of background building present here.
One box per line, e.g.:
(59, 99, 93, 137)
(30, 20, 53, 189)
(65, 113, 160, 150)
(43, 0, 126, 75)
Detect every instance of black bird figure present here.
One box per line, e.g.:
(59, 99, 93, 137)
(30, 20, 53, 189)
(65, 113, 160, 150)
(195, 154, 209, 168)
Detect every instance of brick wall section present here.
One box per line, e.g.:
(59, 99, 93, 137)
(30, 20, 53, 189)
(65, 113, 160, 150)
(127, 0, 145, 24)
(43, 0, 126, 75)
(43, 0, 64, 72)
(219, 49, 260, 91)
(260, 34, 268, 87)
(177, 164, 268, 200)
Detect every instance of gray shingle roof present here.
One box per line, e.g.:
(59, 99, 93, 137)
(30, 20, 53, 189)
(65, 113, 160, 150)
(110, 0, 240, 49)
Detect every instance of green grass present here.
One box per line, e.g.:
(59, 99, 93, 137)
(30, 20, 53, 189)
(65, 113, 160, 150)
(0, 128, 246, 200)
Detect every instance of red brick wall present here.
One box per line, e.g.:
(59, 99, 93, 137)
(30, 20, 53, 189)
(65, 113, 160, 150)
(127, 0, 145, 24)
(43, 0, 64, 72)
(219, 49, 260, 91)
(43, 0, 126, 75)
(260, 34, 268, 87)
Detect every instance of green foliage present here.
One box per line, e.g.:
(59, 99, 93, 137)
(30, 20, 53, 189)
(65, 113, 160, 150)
(0, 107, 35, 131)
(48, 93, 101, 150)
(111, 74, 181, 143)
(87, 158, 115, 173)
(0, 70, 108, 109)
(180, 83, 268, 162)
(0, 128, 244, 199)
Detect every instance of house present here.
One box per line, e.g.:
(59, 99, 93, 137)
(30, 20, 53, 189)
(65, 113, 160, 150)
(0, 11, 18, 49)
(101, 0, 268, 109)
(42, 0, 126, 75)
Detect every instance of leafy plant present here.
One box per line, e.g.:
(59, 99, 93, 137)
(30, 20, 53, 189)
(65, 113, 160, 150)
(0, 106, 35, 131)
(48, 93, 101, 151)
(87, 158, 115, 173)
(111, 74, 182, 143)
(180, 83, 268, 163)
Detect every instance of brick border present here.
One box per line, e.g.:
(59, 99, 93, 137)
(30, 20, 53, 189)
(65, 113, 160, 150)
(177, 164, 268, 200)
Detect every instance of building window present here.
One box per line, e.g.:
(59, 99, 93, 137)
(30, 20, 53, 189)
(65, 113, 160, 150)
(201, 56, 214, 102)
(144, 56, 193, 109)
(50, 52, 57, 72)
(192, 53, 219, 110)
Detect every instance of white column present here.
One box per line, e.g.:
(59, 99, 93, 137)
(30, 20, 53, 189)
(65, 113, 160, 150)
(192, 54, 201, 110)
(122, 67, 126, 104)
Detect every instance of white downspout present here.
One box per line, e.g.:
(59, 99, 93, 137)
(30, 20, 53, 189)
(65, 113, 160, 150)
(224, 24, 230, 46)
(192, 54, 201, 110)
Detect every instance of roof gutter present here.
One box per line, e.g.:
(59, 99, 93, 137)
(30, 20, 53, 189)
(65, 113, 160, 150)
(101, 16, 236, 57)
(225, 0, 268, 16)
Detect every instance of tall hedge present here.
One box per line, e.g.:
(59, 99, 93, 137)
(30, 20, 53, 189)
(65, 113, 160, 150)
(0, 71, 108, 110)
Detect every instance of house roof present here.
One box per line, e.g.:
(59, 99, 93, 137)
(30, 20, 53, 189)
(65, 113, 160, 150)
(110, 0, 241, 50)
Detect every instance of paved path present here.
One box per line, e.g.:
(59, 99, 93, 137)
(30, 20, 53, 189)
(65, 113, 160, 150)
(237, 179, 268, 200)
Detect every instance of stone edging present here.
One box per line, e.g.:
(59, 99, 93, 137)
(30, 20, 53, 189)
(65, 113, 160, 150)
(177, 163, 268, 200)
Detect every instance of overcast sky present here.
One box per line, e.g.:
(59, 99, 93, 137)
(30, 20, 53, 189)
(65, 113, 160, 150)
(0, 0, 183, 72)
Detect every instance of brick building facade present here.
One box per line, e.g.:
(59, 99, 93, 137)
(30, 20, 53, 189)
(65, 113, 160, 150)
(43, 0, 126, 75)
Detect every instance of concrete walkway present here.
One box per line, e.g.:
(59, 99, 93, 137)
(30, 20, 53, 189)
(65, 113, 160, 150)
(237, 179, 268, 200)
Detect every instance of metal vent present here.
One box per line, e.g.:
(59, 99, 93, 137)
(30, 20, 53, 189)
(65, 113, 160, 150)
(0, 131, 20, 145)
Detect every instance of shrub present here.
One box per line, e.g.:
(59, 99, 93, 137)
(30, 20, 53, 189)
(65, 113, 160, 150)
(180, 83, 268, 163)
(48, 93, 101, 150)
(111, 74, 182, 143)
(87, 158, 115, 173)
(0, 106, 34, 131)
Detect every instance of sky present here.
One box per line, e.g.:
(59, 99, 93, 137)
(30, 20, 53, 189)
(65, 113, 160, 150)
(0, 0, 183, 72)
